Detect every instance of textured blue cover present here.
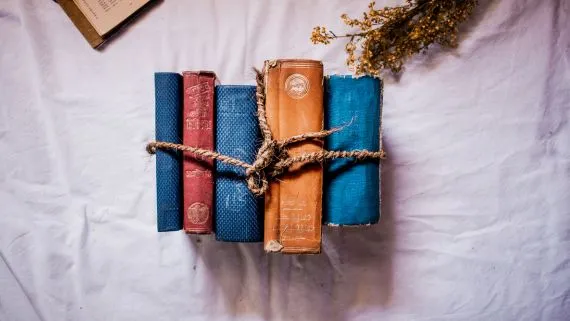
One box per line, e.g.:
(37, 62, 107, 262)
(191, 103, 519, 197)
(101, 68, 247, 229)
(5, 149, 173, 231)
(215, 86, 264, 242)
(324, 76, 382, 225)
(154, 73, 183, 232)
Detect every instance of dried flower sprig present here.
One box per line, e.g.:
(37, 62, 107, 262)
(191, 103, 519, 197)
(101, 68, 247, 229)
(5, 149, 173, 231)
(311, 0, 478, 75)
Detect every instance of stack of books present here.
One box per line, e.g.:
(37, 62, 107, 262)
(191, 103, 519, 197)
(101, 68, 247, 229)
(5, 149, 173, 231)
(153, 59, 383, 254)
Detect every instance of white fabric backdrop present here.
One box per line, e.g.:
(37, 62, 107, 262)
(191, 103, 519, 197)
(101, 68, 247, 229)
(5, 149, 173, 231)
(1, 0, 569, 320)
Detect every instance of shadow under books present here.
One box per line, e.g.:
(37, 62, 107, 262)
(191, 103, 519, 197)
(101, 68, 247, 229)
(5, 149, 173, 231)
(185, 142, 396, 321)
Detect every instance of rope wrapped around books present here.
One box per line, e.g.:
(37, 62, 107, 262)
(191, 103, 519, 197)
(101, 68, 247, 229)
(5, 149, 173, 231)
(146, 68, 386, 197)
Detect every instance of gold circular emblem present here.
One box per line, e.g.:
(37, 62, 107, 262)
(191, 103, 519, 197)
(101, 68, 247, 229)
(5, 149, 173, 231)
(187, 202, 209, 225)
(285, 74, 310, 99)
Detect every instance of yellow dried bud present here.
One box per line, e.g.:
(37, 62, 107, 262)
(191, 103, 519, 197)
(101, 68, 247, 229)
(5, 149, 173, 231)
(311, 0, 478, 75)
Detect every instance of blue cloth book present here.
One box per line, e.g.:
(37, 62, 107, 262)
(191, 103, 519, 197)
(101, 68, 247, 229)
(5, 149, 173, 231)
(215, 86, 264, 242)
(323, 75, 382, 225)
(154, 72, 183, 232)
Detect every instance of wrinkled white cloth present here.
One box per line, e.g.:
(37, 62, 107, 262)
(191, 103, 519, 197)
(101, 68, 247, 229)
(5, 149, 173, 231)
(1, 0, 569, 320)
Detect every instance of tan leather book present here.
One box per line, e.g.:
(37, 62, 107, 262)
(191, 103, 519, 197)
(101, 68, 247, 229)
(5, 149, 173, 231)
(263, 59, 324, 254)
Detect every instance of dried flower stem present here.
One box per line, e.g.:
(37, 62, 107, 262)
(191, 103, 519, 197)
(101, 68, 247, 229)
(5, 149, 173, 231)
(311, 0, 478, 75)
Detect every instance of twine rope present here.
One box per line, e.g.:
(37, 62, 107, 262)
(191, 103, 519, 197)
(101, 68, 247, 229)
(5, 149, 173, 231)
(146, 68, 386, 196)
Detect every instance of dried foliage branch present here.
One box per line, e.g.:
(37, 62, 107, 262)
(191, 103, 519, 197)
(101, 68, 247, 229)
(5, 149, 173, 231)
(311, 0, 478, 75)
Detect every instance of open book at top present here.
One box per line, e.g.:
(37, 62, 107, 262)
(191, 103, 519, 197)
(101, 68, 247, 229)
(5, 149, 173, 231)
(72, 0, 150, 36)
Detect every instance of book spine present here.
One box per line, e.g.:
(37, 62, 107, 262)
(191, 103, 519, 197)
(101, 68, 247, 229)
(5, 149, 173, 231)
(182, 72, 215, 234)
(214, 86, 264, 242)
(154, 72, 183, 232)
(263, 59, 324, 254)
(323, 76, 382, 225)
(57, 0, 104, 48)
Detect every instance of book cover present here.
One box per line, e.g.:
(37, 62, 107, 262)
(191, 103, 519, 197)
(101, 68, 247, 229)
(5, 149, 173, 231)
(323, 75, 382, 226)
(57, 0, 156, 49)
(214, 86, 264, 242)
(154, 72, 183, 232)
(263, 59, 324, 254)
(182, 72, 216, 234)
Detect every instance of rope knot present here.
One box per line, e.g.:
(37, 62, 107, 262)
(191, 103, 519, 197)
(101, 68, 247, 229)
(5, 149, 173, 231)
(244, 140, 274, 196)
(244, 139, 290, 196)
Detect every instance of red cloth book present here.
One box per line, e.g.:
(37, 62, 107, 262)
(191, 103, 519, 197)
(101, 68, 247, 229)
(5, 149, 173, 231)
(182, 71, 216, 234)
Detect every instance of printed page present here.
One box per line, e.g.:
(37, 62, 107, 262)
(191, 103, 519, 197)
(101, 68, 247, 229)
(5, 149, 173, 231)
(73, 0, 150, 36)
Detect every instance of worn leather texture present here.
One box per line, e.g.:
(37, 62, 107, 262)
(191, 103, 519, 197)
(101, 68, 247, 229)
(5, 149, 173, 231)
(214, 85, 264, 242)
(324, 75, 381, 225)
(264, 59, 324, 254)
(154, 72, 183, 232)
(182, 71, 215, 234)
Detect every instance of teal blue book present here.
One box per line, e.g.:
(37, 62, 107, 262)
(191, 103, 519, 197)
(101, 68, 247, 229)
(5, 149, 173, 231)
(214, 85, 264, 242)
(154, 72, 183, 232)
(323, 75, 382, 225)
